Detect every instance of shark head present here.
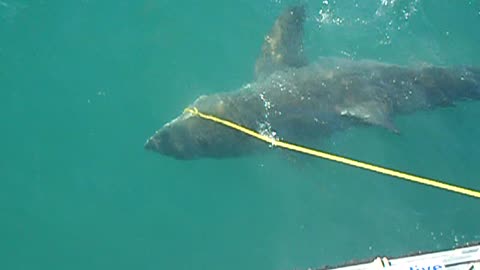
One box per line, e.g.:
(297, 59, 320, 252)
(144, 111, 199, 159)
(144, 94, 260, 159)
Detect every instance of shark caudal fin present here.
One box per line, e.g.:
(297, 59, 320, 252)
(254, 5, 307, 79)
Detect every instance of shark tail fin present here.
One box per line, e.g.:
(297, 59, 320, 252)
(254, 5, 307, 79)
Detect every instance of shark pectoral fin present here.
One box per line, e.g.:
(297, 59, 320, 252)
(380, 119, 400, 135)
(337, 102, 399, 134)
(255, 5, 307, 79)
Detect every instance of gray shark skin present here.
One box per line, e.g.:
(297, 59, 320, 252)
(144, 5, 480, 160)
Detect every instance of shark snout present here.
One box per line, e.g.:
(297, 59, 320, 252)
(144, 128, 170, 153)
(144, 136, 159, 151)
(144, 127, 194, 159)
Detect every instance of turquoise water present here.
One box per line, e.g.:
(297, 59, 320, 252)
(1, 1, 480, 269)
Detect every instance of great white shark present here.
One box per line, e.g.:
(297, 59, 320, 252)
(145, 5, 480, 160)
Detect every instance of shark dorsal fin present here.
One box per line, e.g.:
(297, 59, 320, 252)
(255, 5, 307, 79)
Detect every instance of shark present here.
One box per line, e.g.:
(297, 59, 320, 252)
(144, 5, 480, 160)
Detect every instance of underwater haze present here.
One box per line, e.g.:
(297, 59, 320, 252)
(1, 0, 480, 270)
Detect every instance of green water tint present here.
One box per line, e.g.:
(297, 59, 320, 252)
(1, 1, 479, 270)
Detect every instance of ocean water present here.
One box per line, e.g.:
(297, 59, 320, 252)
(1, 1, 480, 270)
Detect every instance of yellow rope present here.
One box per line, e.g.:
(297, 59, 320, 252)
(184, 107, 480, 199)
